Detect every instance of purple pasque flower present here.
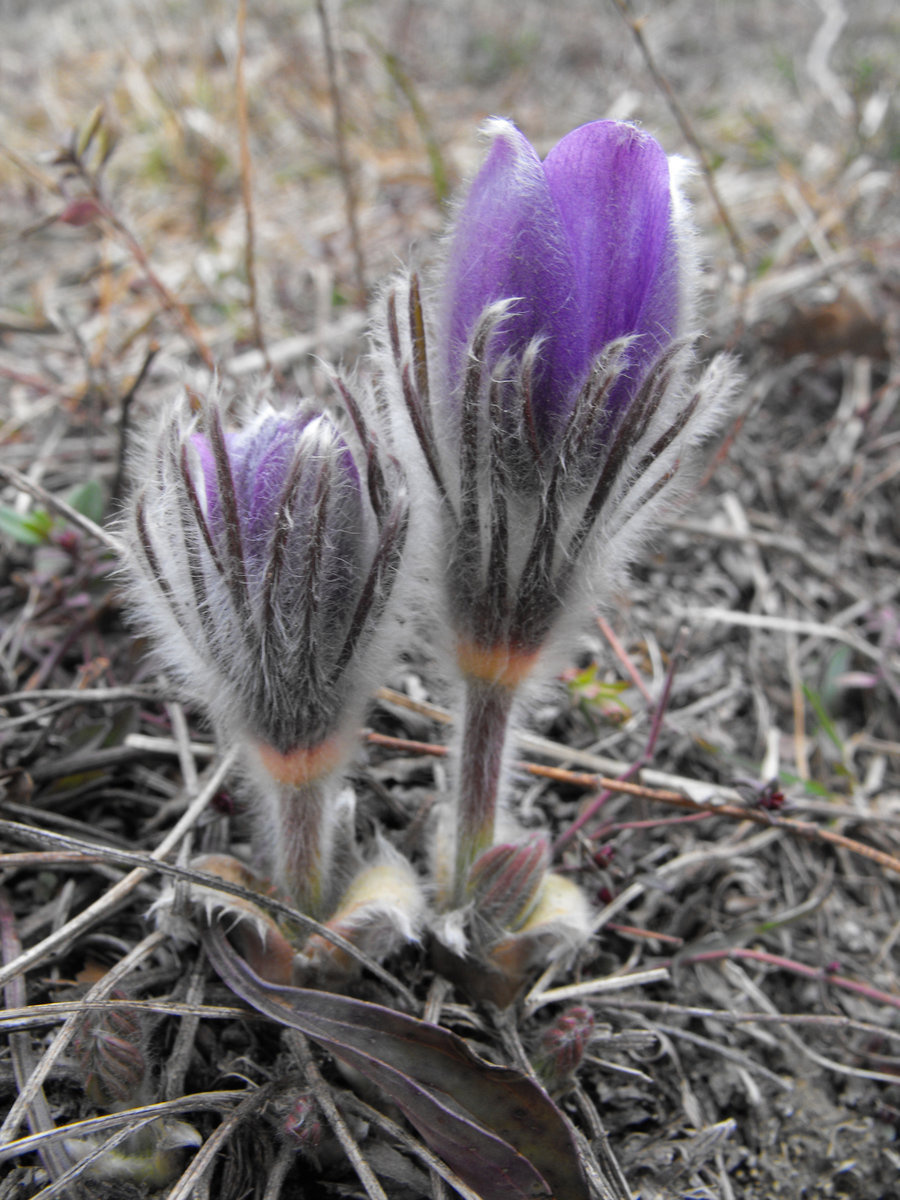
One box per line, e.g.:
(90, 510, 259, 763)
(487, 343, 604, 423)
(381, 118, 734, 913)
(125, 391, 409, 913)
(443, 119, 680, 450)
(386, 117, 731, 665)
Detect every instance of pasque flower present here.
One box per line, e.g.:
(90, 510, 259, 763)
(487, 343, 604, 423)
(380, 119, 735, 917)
(125, 392, 411, 921)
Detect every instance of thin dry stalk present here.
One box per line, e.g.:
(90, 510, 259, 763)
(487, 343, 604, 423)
(0, 890, 72, 1182)
(314, 0, 366, 300)
(164, 1086, 271, 1200)
(596, 614, 654, 704)
(571, 1085, 633, 1200)
(0, 998, 246, 1033)
(681, 945, 900, 1016)
(262, 1143, 298, 1200)
(722, 959, 900, 1085)
(163, 953, 209, 1101)
(608, 0, 746, 265)
(364, 724, 900, 882)
(0, 1092, 248, 1167)
(338, 1092, 483, 1200)
(0, 462, 121, 552)
(235, 0, 272, 375)
(75, 185, 217, 373)
(24, 1116, 162, 1200)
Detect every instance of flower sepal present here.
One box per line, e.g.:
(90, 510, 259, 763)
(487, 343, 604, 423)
(63, 1119, 202, 1188)
(189, 852, 301, 986)
(298, 839, 426, 984)
(430, 837, 591, 1007)
(188, 841, 424, 988)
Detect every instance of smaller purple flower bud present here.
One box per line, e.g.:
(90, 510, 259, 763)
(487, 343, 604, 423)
(130, 397, 405, 757)
(465, 834, 549, 934)
(124, 390, 410, 914)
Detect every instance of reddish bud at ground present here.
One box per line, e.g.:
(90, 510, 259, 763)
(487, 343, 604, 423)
(284, 1093, 324, 1149)
(72, 998, 146, 1106)
(593, 843, 616, 867)
(58, 197, 103, 226)
(536, 1004, 595, 1089)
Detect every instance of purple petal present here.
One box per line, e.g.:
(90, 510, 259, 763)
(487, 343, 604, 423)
(231, 414, 308, 554)
(443, 121, 583, 431)
(191, 410, 363, 585)
(543, 121, 679, 410)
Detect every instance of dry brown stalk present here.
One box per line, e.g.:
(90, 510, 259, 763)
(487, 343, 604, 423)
(526, 761, 900, 879)
(164, 1086, 271, 1200)
(608, 0, 746, 265)
(0, 890, 72, 1182)
(364, 729, 900, 882)
(93, 198, 216, 373)
(289, 1031, 390, 1200)
(235, 0, 272, 377)
(0, 462, 121, 552)
(338, 1092, 483, 1200)
(314, 0, 367, 301)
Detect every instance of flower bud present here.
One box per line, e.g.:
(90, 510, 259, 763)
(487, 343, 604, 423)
(127, 394, 408, 760)
(72, 993, 146, 1108)
(379, 118, 737, 930)
(300, 837, 425, 982)
(124, 392, 410, 914)
(534, 1005, 595, 1092)
(465, 834, 549, 934)
(283, 1092, 324, 1150)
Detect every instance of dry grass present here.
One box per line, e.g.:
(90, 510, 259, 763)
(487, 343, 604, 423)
(1, 0, 899, 1197)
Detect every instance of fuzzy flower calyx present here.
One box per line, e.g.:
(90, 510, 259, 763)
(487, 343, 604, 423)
(128, 394, 408, 761)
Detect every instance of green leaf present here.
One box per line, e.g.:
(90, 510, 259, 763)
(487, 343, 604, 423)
(67, 478, 106, 524)
(0, 505, 54, 545)
(802, 684, 844, 753)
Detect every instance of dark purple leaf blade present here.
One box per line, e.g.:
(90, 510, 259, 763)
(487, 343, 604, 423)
(205, 921, 591, 1200)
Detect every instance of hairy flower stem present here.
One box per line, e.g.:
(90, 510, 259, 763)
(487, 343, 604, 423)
(453, 676, 518, 906)
(273, 779, 334, 921)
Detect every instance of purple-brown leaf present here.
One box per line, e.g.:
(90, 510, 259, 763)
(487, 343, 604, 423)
(205, 920, 591, 1200)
